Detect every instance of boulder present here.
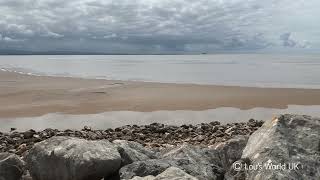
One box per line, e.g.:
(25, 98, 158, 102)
(25, 136, 121, 180)
(154, 167, 198, 180)
(227, 114, 320, 180)
(162, 143, 224, 180)
(22, 129, 36, 139)
(119, 159, 173, 179)
(0, 153, 25, 180)
(130, 167, 198, 180)
(131, 176, 156, 180)
(210, 135, 248, 169)
(113, 140, 158, 166)
(120, 144, 224, 180)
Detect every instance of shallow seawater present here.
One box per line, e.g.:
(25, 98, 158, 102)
(1, 105, 320, 132)
(1, 54, 320, 88)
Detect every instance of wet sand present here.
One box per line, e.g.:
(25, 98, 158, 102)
(1, 71, 320, 118)
(1, 106, 320, 132)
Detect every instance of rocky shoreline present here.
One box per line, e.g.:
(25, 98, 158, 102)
(0, 114, 319, 180)
(0, 119, 263, 156)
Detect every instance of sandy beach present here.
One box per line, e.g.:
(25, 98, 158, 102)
(1, 71, 320, 118)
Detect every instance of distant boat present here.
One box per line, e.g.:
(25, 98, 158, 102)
(201, 52, 207, 55)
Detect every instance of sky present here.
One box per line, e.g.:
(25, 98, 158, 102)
(0, 0, 319, 54)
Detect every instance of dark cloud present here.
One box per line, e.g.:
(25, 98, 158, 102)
(0, 0, 318, 53)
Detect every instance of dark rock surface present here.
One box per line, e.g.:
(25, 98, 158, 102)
(0, 153, 25, 180)
(25, 136, 121, 180)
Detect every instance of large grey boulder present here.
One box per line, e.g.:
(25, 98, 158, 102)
(0, 153, 25, 180)
(131, 176, 155, 180)
(25, 136, 121, 180)
(154, 167, 198, 180)
(120, 144, 224, 180)
(211, 135, 248, 169)
(131, 167, 198, 180)
(119, 159, 173, 179)
(113, 140, 158, 166)
(162, 143, 224, 180)
(226, 114, 320, 180)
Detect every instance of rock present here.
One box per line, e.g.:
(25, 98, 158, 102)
(82, 126, 92, 131)
(210, 135, 248, 169)
(224, 158, 251, 180)
(25, 136, 121, 180)
(131, 175, 155, 180)
(16, 143, 27, 155)
(8, 149, 16, 154)
(0, 120, 263, 156)
(0, 153, 25, 180)
(162, 144, 224, 180)
(228, 114, 320, 180)
(21, 171, 33, 180)
(33, 134, 40, 139)
(154, 167, 198, 180)
(131, 167, 198, 180)
(113, 140, 158, 166)
(22, 130, 36, 139)
(119, 159, 173, 179)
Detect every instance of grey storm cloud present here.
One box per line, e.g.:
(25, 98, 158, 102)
(0, 0, 319, 53)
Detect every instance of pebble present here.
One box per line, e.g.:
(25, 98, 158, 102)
(0, 119, 264, 156)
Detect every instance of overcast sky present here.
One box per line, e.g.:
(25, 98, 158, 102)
(0, 0, 319, 53)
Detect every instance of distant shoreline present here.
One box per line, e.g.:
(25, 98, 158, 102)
(1, 71, 320, 118)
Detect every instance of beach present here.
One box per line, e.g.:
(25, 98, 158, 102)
(1, 70, 320, 118)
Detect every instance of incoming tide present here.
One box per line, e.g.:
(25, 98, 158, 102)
(0, 54, 320, 88)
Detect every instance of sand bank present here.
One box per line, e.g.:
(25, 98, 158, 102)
(1, 71, 320, 118)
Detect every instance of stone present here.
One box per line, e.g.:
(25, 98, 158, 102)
(119, 159, 173, 179)
(224, 158, 251, 180)
(131, 175, 156, 180)
(113, 140, 158, 166)
(224, 127, 233, 134)
(130, 167, 198, 180)
(227, 114, 320, 180)
(210, 135, 248, 169)
(16, 143, 28, 155)
(82, 126, 92, 131)
(161, 144, 224, 180)
(25, 136, 121, 180)
(0, 153, 25, 180)
(154, 167, 198, 180)
(22, 130, 36, 139)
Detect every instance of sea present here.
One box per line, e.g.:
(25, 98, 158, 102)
(0, 54, 320, 88)
(1, 54, 320, 131)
